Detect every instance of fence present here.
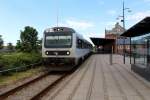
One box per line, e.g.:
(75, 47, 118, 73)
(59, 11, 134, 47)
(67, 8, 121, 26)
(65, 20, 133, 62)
(0, 62, 42, 75)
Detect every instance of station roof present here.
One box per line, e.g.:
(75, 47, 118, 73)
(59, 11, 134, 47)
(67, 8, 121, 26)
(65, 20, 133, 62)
(90, 37, 115, 46)
(121, 17, 150, 37)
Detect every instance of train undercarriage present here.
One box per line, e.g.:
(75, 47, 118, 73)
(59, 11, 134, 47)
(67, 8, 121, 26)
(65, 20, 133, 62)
(43, 57, 79, 71)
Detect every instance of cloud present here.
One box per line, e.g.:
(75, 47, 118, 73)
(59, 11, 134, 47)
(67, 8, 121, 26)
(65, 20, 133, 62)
(107, 10, 117, 15)
(60, 19, 95, 30)
(127, 11, 150, 22)
(85, 32, 105, 38)
(104, 21, 118, 29)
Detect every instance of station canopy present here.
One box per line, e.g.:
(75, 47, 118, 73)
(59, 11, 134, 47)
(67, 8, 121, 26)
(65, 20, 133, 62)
(90, 37, 115, 46)
(121, 17, 150, 37)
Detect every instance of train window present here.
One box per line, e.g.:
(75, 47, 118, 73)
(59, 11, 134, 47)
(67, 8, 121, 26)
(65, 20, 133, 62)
(76, 38, 92, 49)
(58, 36, 71, 45)
(77, 39, 82, 48)
(83, 42, 86, 48)
(78, 39, 81, 44)
(45, 33, 72, 48)
(46, 36, 58, 44)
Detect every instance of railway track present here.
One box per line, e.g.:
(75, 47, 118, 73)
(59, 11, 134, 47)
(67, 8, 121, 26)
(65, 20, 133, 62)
(40, 55, 93, 100)
(30, 73, 68, 100)
(32, 56, 93, 100)
(0, 72, 48, 100)
(0, 70, 69, 100)
(0, 54, 92, 100)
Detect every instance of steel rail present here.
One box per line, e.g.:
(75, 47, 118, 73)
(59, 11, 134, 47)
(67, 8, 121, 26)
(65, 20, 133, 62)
(0, 72, 48, 100)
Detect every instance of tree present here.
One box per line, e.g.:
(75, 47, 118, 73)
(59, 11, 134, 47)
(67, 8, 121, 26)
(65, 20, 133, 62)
(7, 42, 13, 51)
(15, 40, 22, 51)
(0, 35, 4, 49)
(37, 38, 42, 50)
(20, 26, 38, 52)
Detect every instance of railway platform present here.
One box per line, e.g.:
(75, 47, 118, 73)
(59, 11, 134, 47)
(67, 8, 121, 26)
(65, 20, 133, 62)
(44, 54, 150, 100)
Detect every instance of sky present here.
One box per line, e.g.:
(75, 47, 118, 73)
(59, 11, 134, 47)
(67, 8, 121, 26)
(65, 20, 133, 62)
(0, 0, 150, 45)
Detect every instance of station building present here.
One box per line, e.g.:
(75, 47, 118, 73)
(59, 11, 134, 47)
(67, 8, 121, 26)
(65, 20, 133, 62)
(91, 22, 130, 54)
(105, 22, 129, 54)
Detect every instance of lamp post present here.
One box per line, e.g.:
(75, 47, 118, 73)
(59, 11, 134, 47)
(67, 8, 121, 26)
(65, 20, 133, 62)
(121, 1, 131, 64)
(122, 1, 131, 29)
(123, 1, 126, 64)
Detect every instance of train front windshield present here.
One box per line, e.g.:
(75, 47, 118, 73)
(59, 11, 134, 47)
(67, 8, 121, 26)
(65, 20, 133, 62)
(45, 32, 72, 48)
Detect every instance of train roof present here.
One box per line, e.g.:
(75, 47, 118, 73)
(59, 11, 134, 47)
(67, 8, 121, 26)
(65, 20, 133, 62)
(44, 26, 91, 45)
(44, 27, 76, 33)
(76, 33, 92, 45)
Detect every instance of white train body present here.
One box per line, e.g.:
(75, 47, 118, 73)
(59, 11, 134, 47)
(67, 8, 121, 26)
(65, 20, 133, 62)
(42, 27, 92, 70)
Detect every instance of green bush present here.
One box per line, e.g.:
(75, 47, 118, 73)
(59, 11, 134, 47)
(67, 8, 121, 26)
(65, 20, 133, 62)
(0, 52, 42, 70)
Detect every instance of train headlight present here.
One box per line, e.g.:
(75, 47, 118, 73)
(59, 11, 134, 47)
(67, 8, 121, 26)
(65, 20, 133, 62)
(67, 51, 70, 55)
(45, 51, 49, 55)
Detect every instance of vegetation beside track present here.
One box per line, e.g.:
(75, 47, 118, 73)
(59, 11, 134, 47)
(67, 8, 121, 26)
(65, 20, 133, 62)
(0, 67, 44, 86)
(0, 52, 42, 70)
(0, 26, 44, 86)
(0, 26, 42, 71)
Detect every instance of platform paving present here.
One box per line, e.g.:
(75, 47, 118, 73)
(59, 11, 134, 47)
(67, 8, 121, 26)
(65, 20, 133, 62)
(45, 54, 150, 100)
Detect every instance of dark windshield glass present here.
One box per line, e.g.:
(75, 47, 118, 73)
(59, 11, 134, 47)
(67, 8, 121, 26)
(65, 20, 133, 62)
(45, 32, 72, 48)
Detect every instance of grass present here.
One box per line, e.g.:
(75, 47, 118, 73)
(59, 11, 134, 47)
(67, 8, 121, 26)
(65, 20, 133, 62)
(0, 67, 43, 86)
(0, 52, 42, 69)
